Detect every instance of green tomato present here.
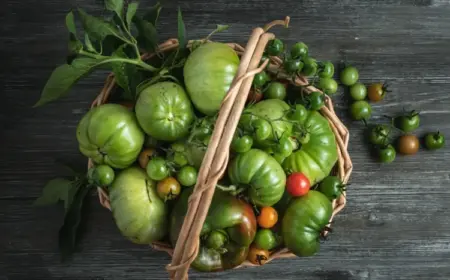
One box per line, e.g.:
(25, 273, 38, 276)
(290, 42, 308, 59)
(135, 82, 195, 141)
(394, 111, 420, 132)
(349, 83, 367, 101)
(109, 167, 167, 244)
(264, 82, 286, 100)
(378, 144, 396, 163)
(88, 165, 115, 186)
(76, 104, 144, 169)
(231, 134, 254, 153)
(340, 66, 359, 86)
(266, 39, 284, 56)
(184, 42, 240, 116)
(350, 100, 372, 121)
(146, 157, 169, 181)
(424, 132, 445, 150)
(252, 119, 272, 141)
(288, 104, 308, 123)
(177, 165, 198, 187)
(318, 77, 338, 95)
(318, 61, 334, 78)
(253, 71, 270, 88)
(254, 229, 278, 250)
(282, 191, 332, 257)
(301, 57, 318, 77)
(228, 149, 286, 206)
(305, 91, 324, 111)
(284, 59, 303, 74)
(318, 176, 345, 201)
(368, 125, 390, 146)
(275, 136, 294, 158)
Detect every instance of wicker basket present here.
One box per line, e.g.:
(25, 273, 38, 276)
(88, 17, 352, 280)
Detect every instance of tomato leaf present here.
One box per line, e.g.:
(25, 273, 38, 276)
(84, 34, 98, 53)
(133, 16, 158, 52)
(177, 8, 186, 50)
(78, 8, 124, 42)
(58, 183, 93, 261)
(112, 45, 138, 98)
(68, 33, 83, 54)
(33, 178, 74, 209)
(126, 2, 139, 28)
(65, 11, 77, 35)
(105, 0, 124, 19)
(143, 2, 162, 26)
(35, 57, 107, 107)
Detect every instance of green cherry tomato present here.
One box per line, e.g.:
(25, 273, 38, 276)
(284, 59, 303, 74)
(288, 104, 308, 123)
(146, 157, 170, 181)
(349, 83, 367, 101)
(253, 71, 270, 88)
(177, 165, 198, 187)
(88, 165, 115, 186)
(340, 66, 359, 86)
(350, 100, 372, 121)
(253, 119, 272, 141)
(290, 42, 308, 59)
(275, 136, 294, 157)
(318, 77, 338, 95)
(231, 135, 254, 153)
(254, 229, 278, 251)
(318, 176, 345, 201)
(378, 144, 396, 163)
(301, 57, 318, 76)
(318, 61, 335, 78)
(266, 39, 284, 56)
(424, 132, 445, 150)
(368, 125, 390, 146)
(305, 91, 324, 111)
(394, 111, 420, 133)
(264, 82, 287, 100)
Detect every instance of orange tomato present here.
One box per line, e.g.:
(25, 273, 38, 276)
(248, 245, 270, 265)
(257, 206, 278, 229)
(138, 148, 155, 169)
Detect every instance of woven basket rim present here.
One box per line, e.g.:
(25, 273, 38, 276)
(88, 19, 353, 279)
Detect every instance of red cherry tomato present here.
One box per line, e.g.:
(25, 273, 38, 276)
(286, 172, 310, 197)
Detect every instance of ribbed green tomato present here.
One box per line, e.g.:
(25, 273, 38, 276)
(76, 104, 144, 169)
(135, 82, 194, 142)
(109, 167, 168, 244)
(283, 110, 338, 185)
(184, 42, 240, 116)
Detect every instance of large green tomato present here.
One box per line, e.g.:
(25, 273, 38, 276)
(184, 42, 240, 116)
(239, 99, 293, 147)
(283, 110, 338, 185)
(76, 104, 144, 169)
(282, 191, 332, 257)
(135, 82, 195, 141)
(109, 167, 168, 244)
(228, 149, 286, 207)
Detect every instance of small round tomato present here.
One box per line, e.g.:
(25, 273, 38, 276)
(266, 39, 284, 56)
(290, 42, 308, 59)
(368, 124, 390, 146)
(318, 61, 334, 78)
(397, 135, 419, 155)
(252, 119, 271, 141)
(301, 57, 318, 76)
(253, 71, 270, 88)
(138, 149, 155, 169)
(305, 91, 324, 111)
(247, 89, 263, 103)
(424, 131, 445, 150)
(248, 245, 270, 265)
(284, 59, 303, 74)
(88, 165, 115, 186)
(395, 111, 420, 133)
(318, 77, 338, 95)
(378, 144, 396, 163)
(275, 136, 294, 157)
(286, 172, 310, 197)
(350, 100, 372, 121)
(264, 82, 286, 100)
(176, 165, 198, 187)
(340, 66, 359, 86)
(156, 177, 181, 201)
(257, 206, 278, 229)
(318, 176, 345, 201)
(205, 230, 227, 250)
(146, 157, 169, 181)
(288, 104, 308, 123)
(254, 229, 277, 251)
(349, 83, 367, 101)
(231, 134, 253, 153)
(367, 83, 389, 102)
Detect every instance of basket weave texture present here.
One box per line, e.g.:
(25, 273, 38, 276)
(88, 17, 353, 280)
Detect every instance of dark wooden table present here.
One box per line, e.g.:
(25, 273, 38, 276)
(2, 0, 450, 279)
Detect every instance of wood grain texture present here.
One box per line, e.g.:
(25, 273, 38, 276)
(1, 0, 450, 279)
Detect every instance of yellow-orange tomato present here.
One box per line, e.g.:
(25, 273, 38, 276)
(138, 148, 155, 169)
(257, 206, 278, 229)
(248, 245, 270, 265)
(157, 177, 181, 201)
